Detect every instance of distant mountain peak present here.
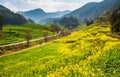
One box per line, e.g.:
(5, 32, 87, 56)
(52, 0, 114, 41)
(25, 8, 46, 14)
(31, 8, 45, 12)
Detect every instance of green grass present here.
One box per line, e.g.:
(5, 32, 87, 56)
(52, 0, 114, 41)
(0, 23, 120, 77)
(76, 23, 86, 29)
(0, 23, 53, 45)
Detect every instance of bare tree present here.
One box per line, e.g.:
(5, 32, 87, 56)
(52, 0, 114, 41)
(43, 31, 48, 42)
(25, 30, 33, 46)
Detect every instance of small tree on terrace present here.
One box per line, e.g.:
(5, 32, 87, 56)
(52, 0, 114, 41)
(50, 24, 61, 33)
(25, 30, 33, 46)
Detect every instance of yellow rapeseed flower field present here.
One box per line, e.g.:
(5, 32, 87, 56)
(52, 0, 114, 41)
(0, 24, 120, 77)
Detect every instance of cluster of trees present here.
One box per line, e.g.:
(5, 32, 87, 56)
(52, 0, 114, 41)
(50, 24, 61, 33)
(110, 10, 120, 33)
(84, 19, 93, 26)
(59, 16, 79, 29)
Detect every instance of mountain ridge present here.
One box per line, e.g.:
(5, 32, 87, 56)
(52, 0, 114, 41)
(65, 0, 119, 21)
(18, 9, 71, 24)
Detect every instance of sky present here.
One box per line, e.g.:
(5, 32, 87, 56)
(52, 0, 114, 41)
(0, 0, 103, 12)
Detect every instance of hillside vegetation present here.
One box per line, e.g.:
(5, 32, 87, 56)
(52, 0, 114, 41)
(0, 23, 120, 77)
(0, 5, 27, 25)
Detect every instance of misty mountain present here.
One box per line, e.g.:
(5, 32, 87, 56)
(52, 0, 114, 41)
(18, 9, 71, 24)
(65, 0, 119, 21)
(0, 5, 27, 25)
(18, 9, 46, 23)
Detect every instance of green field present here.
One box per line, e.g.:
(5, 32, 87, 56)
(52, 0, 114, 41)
(0, 24, 120, 77)
(0, 24, 52, 45)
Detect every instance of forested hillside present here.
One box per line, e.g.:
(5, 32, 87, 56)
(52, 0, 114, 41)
(0, 5, 27, 25)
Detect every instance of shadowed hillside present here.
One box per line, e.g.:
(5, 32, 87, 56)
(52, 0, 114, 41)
(0, 5, 28, 25)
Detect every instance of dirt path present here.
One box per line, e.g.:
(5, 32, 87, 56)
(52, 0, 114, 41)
(0, 35, 55, 48)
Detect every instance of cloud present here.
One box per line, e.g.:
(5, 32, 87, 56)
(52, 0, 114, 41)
(1, 0, 103, 12)
(4, 2, 19, 12)
(19, 0, 85, 12)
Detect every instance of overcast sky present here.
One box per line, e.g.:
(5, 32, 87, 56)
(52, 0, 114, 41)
(0, 0, 103, 12)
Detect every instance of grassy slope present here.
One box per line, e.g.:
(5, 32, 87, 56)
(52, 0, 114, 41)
(0, 24, 120, 77)
(0, 24, 52, 45)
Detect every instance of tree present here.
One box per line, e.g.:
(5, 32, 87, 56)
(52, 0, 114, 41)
(43, 31, 48, 42)
(0, 15, 4, 31)
(110, 10, 120, 33)
(25, 30, 33, 46)
(50, 24, 61, 33)
(84, 19, 93, 26)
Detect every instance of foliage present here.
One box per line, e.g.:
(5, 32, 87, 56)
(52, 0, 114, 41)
(50, 24, 61, 33)
(0, 24, 120, 76)
(84, 19, 93, 26)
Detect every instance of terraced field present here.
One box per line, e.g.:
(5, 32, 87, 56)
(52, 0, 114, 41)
(0, 24, 120, 77)
(0, 24, 52, 45)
